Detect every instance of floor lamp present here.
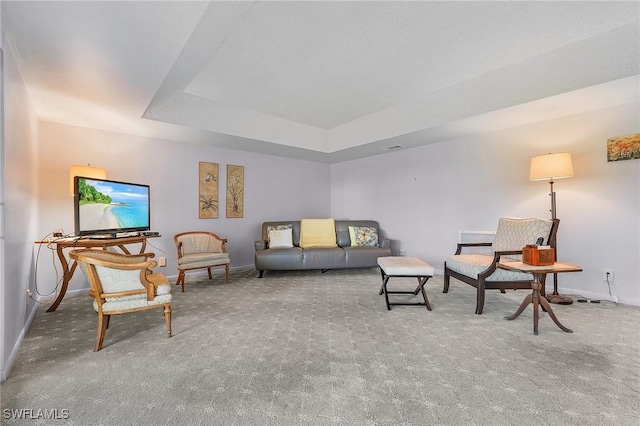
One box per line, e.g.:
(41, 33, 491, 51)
(530, 152, 574, 304)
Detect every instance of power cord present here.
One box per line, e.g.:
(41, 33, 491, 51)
(145, 239, 173, 258)
(576, 272, 617, 304)
(32, 232, 174, 304)
(32, 229, 83, 303)
(32, 231, 62, 303)
(605, 272, 617, 303)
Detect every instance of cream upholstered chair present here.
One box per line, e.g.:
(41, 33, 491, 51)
(444, 217, 559, 314)
(69, 249, 172, 351)
(174, 231, 230, 292)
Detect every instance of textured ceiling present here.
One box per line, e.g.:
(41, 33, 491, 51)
(2, 1, 639, 163)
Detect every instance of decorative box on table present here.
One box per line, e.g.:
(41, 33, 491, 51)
(522, 245, 555, 266)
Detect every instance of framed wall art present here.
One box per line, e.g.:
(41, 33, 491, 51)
(199, 162, 219, 219)
(226, 164, 244, 218)
(607, 134, 640, 162)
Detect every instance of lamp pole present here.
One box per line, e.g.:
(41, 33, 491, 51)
(530, 152, 574, 305)
(549, 179, 556, 220)
(549, 179, 559, 296)
(548, 179, 573, 304)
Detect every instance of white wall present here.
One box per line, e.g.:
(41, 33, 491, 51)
(1, 34, 40, 381)
(34, 122, 331, 299)
(331, 102, 640, 305)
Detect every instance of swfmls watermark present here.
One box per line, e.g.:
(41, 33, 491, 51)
(3, 408, 70, 420)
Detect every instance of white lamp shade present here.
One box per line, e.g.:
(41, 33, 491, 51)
(69, 165, 107, 196)
(530, 153, 574, 181)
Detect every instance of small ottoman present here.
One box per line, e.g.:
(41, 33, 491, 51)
(377, 257, 435, 310)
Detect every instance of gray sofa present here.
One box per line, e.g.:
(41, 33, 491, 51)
(254, 220, 392, 277)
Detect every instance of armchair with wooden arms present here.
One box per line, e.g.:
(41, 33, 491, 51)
(174, 231, 230, 292)
(69, 249, 172, 352)
(444, 217, 559, 314)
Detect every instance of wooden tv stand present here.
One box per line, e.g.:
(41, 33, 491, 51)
(34, 235, 159, 312)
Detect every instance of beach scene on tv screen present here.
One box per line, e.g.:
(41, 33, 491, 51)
(78, 178, 149, 232)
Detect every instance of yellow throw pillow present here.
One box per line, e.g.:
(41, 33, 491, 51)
(300, 218, 337, 248)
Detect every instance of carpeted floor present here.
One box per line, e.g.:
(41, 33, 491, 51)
(2, 267, 639, 425)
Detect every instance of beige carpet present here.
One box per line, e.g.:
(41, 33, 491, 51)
(2, 267, 639, 425)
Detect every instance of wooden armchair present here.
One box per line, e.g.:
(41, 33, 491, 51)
(174, 231, 230, 292)
(69, 249, 172, 351)
(444, 217, 559, 314)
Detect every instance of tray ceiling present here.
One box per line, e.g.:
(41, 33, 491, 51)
(3, 1, 639, 163)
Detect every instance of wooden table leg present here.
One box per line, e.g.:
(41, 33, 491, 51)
(539, 295, 573, 333)
(504, 293, 533, 321)
(414, 277, 432, 311)
(505, 272, 573, 334)
(532, 279, 540, 335)
(46, 246, 72, 312)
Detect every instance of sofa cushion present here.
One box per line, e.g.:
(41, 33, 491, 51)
(268, 228, 293, 248)
(302, 247, 346, 269)
(348, 226, 379, 247)
(300, 218, 337, 248)
(255, 247, 304, 270)
(343, 246, 392, 268)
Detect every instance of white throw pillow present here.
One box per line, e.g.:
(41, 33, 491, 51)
(268, 229, 293, 248)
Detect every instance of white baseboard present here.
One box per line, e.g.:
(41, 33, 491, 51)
(1, 300, 38, 382)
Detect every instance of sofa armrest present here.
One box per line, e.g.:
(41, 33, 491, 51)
(254, 240, 267, 251)
(380, 239, 391, 249)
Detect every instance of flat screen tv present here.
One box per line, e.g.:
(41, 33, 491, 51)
(74, 176, 150, 236)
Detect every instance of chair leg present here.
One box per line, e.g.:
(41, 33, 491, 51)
(163, 305, 172, 338)
(95, 313, 109, 352)
(225, 264, 230, 284)
(176, 270, 185, 292)
(105, 315, 111, 330)
(476, 284, 485, 315)
(443, 268, 450, 293)
(207, 267, 213, 280)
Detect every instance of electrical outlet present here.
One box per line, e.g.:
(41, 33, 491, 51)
(159, 257, 167, 267)
(603, 269, 614, 282)
(399, 249, 405, 256)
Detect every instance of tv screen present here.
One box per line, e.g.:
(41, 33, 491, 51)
(74, 176, 150, 236)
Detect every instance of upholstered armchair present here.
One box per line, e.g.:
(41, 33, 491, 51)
(444, 217, 559, 314)
(69, 249, 172, 351)
(174, 231, 230, 292)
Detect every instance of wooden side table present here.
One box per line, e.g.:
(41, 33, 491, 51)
(497, 261, 582, 335)
(34, 235, 158, 312)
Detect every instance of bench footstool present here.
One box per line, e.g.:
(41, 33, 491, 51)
(377, 257, 435, 310)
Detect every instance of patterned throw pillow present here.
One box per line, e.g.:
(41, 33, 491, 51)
(349, 226, 378, 247)
(266, 224, 292, 244)
(268, 229, 293, 248)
